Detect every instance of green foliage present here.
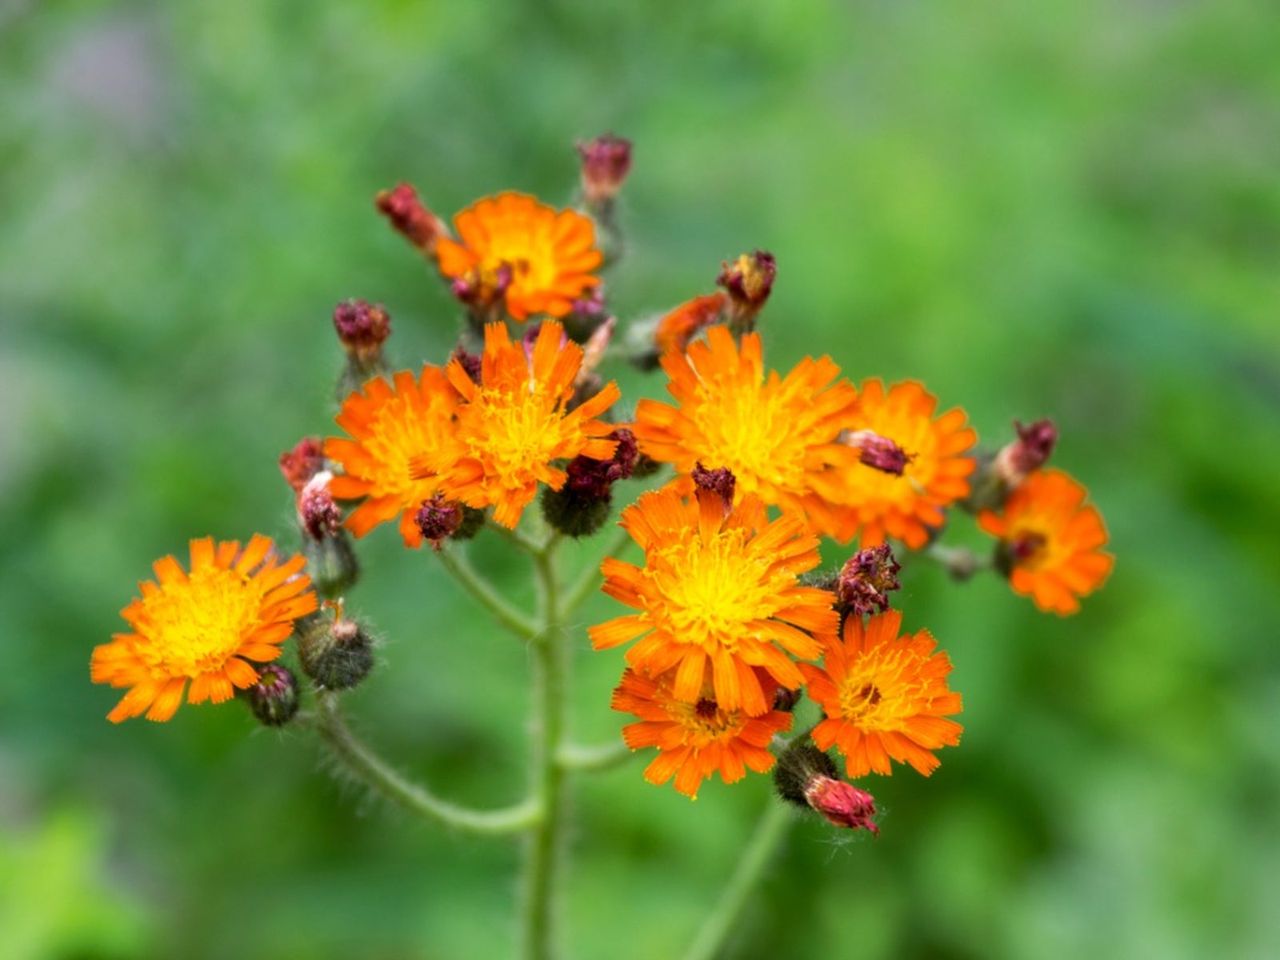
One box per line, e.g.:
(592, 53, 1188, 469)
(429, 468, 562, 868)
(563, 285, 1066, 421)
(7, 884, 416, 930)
(2, 1, 1279, 957)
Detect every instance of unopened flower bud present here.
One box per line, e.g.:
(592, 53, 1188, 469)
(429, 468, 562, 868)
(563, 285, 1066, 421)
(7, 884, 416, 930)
(375, 182, 448, 254)
(415, 494, 465, 549)
(243, 663, 299, 727)
(692, 463, 736, 508)
(565, 288, 609, 342)
(295, 471, 359, 597)
(279, 437, 325, 493)
(299, 475, 342, 541)
(836, 544, 901, 618)
(716, 251, 776, 330)
(994, 419, 1057, 488)
(577, 134, 632, 205)
(541, 429, 638, 538)
(774, 743, 878, 835)
(333, 300, 391, 362)
(298, 609, 375, 691)
(844, 430, 911, 476)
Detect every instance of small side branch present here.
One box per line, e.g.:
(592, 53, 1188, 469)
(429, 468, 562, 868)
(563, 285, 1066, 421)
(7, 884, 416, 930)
(556, 740, 636, 773)
(313, 693, 540, 836)
(437, 546, 539, 640)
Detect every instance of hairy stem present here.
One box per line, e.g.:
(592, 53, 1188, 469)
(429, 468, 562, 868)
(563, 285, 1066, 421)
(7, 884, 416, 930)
(681, 801, 793, 960)
(437, 545, 539, 640)
(556, 740, 635, 773)
(313, 692, 539, 835)
(521, 540, 570, 960)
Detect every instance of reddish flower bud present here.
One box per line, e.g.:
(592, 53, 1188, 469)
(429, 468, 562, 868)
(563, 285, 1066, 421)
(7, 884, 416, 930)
(243, 663, 300, 727)
(577, 134, 633, 205)
(692, 463, 736, 507)
(279, 437, 325, 493)
(804, 776, 879, 835)
(836, 543, 902, 617)
(844, 429, 911, 476)
(415, 493, 464, 549)
(333, 300, 391, 361)
(994, 419, 1058, 489)
(542, 429, 639, 538)
(375, 182, 448, 253)
(450, 344, 483, 385)
(299, 477, 343, 541)
(716, 251, 776, 327)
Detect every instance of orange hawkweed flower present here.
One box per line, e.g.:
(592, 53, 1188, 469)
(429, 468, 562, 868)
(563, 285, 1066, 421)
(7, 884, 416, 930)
(977, 468, 1113, 615)
(91, 536, 317, 723)
(325, 367, 463, 549)
(836, 379, 977, 548)
(434, 192, 602, 321)
(423, 320, 620, 529)
(653, 292, 727, 358)
(612, 668, 792, 798)
(589, 486, 838, 715)
(632, 326, 860, 539)
(800, 609, 962, 778)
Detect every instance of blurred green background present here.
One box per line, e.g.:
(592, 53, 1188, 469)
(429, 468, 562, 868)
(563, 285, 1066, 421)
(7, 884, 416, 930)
(3, 1, 1279, 957)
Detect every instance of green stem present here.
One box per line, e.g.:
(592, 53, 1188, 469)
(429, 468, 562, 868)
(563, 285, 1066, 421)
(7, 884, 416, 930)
(437, 545, 538, 640)
(487, 519, 546, 555)
(561, 522, 633, 620)
(521, 541, 570, 960)
(681, 801, 794, 960)
(556, 740, 636, 773)
(313, 692, 539, 835)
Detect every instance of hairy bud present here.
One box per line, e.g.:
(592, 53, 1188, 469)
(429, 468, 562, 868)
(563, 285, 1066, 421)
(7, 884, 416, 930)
(279, 437, 325, 493)
(577, 134, 633, 205)
(243, 664, 300, 727)
(541, 429, 638, 538)
(375, 183, 448, 254)
(298, 609, 374, 691)
(994, 419, 1057, 488)
(774, 742, 878, 835)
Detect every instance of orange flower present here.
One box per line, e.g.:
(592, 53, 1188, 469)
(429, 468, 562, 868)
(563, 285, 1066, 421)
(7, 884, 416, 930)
(800, 609, 962, 778)
(589, 486, 838, 715)
(91, 536, 317, 723)
(325, 367, 463, 548)
(434, 192, 602, 321)
(632, 326, 860, 539)
(653, 292, 727, 358)
(612, 668, 791, 798)
(836, 379, 977, 548)
(423, 320, 620, 529)
(977, 468, 1113, 615)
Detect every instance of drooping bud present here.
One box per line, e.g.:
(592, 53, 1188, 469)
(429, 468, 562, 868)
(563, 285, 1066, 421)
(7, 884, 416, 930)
(243, 664, 300, 727)
(298, 606, 375, 691)
(692, 462, 736, 507)
(577, 134, 632, 206)
(541, 429, 639, 538)
(835, 544, 901, 618)
(279, 437, 325, 493)
(843, 430, 911, 476)
(375, 182, 448, 254)
(994, 419, 1057, 488)
(804, 776, 879, 834)
(716, 251, 776, 331)
(773, 742, 878, 835)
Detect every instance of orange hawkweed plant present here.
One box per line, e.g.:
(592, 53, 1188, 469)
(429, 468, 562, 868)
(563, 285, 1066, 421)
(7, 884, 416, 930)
(91, 135, 1113, 960)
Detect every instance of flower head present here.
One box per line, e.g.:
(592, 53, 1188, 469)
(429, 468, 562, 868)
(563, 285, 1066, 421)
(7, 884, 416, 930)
(590, 486, 838, 716)
(325, 367, 463, 548)
(612, 668, 791, 798)
(91, 536, 317, 723)
(800, 609, 962, 778)
(434, 192, 602, 321)
(837, 379, 977, 548)
(978, 468, 1113, 615)
(420, 320, 620, 529)
(632, 326, 860, 539)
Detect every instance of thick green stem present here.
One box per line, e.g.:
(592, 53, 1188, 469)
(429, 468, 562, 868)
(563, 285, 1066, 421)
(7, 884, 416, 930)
(681, 801, 794, 960)
(521, 541, 570, 960)
(313, 692, 539, 835)
(437, 545, 539, 640)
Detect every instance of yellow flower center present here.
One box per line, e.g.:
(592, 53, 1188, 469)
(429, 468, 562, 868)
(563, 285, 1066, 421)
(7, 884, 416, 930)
(837, 649, 928, 733)
(648, 528, 782, 652)
(667, 693, 745, 745)
(481, 233, 557, 293)
(465, 383, 569, 481)
(136, 566, 264, 678)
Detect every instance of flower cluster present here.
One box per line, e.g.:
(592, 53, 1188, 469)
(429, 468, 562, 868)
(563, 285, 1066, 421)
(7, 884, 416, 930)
(90, 134, 1111, 848)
